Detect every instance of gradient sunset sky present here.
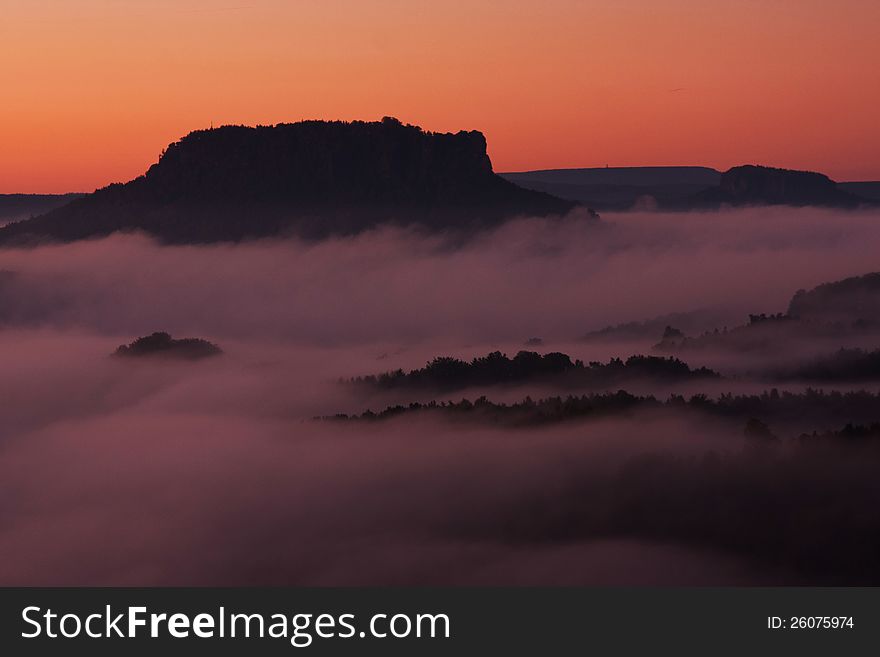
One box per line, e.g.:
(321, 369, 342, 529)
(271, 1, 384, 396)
(3, 0, 879, 193)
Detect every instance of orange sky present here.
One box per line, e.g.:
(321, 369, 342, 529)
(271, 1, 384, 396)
(2, 0, 879, 192)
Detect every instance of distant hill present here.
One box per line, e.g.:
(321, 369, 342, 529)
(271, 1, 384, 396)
(501, 165, 877, 210)
(0, 194, 84, 226)
(689, 165, 867, 209)
(0, 118, 580, 245)
(502, 166, 721, 187)
(500, 166, 720, 211)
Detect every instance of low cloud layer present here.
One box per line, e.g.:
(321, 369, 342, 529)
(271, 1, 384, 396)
(2, 404, 791, 585)
(1, 207, 880, 584)
(1, 207, 879, 344)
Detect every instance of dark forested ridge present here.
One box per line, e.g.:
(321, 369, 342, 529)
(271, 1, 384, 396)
(326, 386, 880, 583)
(352, 350, 719, 392)
(330, 388, 880, 434)
(0, 118, 581, 245)
(788, 271, 880, 325)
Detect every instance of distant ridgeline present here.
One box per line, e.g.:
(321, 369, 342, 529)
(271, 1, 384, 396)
(0, 118, 581, 245)
(0, 193, 85, 225)
(501, 165, 876, 211)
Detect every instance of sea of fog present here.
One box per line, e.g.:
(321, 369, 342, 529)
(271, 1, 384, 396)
(1, 207, 879, 585)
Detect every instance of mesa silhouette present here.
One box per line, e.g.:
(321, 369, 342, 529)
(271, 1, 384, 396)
(0, 118, 580, 245)
(113, 332, 222, 360)
(351, 350, 719, 392)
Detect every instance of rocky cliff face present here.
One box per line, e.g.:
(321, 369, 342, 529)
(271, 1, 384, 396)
(0, 118, 579, 244)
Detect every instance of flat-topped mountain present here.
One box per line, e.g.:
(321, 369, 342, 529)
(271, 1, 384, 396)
(0, 118, 580, 245)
